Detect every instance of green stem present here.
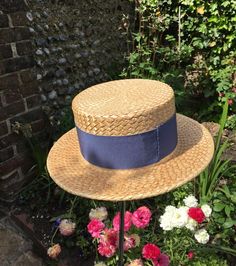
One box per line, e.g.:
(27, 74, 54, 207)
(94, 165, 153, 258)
(94, 239, 99, 262)
(51, 227, 59, 245)
(69, 196, 78, 218)
(92, 200, 97, 208)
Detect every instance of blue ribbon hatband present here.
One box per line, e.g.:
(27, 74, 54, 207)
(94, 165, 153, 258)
(76, 114, 177, 169)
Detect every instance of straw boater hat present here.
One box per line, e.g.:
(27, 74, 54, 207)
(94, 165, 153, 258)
(47, 79, 214, 201)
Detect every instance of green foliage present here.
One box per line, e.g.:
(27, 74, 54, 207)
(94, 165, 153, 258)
(161, 229, 195, 265)
(225, 114, 236, 130)
(199, 100, 236, 203)
(212, 183, 236, 229)
(189, 254, 228, 266)
(121, 0, 236, 120)
(12, 121, 55, 204)
(54, 107, 74, 140)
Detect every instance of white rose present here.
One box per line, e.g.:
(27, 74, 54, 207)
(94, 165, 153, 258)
(160, 212, 174, 230)
(89, 207, 108, 221)
(183, 195, 198, 207)
(94, 262, 106, 266)
(194, 229, 210, 244)
(201, 204, 212, 218)
(165, 205, 177, 213)
(160, 206, 177, 231)
(185, 217, 198, 231)
(172, 206, 189, 228)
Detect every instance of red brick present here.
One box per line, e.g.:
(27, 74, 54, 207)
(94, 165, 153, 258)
(19, 80, 39, 96)
(33, 130, 49, 144)
(10, 107, 44, 124)
(21, 156, 35, 175)
(0, 100, 25, 121)
(0, 73, 19, 90)
(0, 44, 12, 60)
(0, 146, 14, 163)
(0, 56, 35, 75)
(0, 27, 31, 44)
(0, 14, 9, 28)
(10, 12, 28, 26)
(0, 94, 3, 107)
(0, 170, 24, 191)
(0, 121, 8, 136)
(16, 40, 33, 56)
(0, 169, 18, 182)
(26, 94, 41, 109)
(0, 154, 25, 176)
(3, 87, 23, 104)
(16, 141, 29, 154)
(31, 119, 45, 133)
(0, 0, 28, 14)
(0, 133, 20, 149)
(19, 69, 36, 83)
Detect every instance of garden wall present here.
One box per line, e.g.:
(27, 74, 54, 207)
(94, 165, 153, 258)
(0, 0, 46, 203)
(29, 0, 133, 131)
(0, 0, 133, 203)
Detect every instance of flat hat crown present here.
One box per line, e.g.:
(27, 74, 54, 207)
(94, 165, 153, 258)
(72, 79, 175, 136)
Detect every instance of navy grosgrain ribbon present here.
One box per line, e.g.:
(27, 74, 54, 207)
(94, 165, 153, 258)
(76, 113, 177, 169)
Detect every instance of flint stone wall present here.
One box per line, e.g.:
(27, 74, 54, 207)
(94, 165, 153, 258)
(29, 0, 133, 129)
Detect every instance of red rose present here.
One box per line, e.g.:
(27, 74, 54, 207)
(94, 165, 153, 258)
(228, 99, 233, 106)
(188, 207, 205, 224)
(142, 243, 161, 260)
(187, 251, 194, 260)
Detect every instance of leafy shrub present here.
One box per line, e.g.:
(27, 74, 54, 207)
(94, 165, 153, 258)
(122, 0, 236, 120)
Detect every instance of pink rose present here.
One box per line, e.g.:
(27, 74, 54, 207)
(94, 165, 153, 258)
(124, 235, 136, 251)
(100, 228, 118, 247)
(98, 240, 116, 257)
(47, 243, 61, 259)
(142, 243, 160, 260)
(87, 219, 105, 238)
(152, 253, 170, 266)
(127, 259, 144, 266)
(59, 219, 76, 236)
(113, 211, 132, 231)
(132, 206, 152, 228)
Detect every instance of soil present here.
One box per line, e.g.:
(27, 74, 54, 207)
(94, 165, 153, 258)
(12, 187, 95, 266)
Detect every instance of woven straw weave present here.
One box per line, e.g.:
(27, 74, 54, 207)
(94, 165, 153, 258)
(72, 79, 175, 136)
(47, 114, 214, 201)
(47, 79, 214, 201)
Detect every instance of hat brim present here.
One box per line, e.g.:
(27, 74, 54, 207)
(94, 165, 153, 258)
(47, 114, 214, 201)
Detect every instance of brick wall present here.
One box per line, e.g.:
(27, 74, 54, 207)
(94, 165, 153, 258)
(0, 0, 46, 203)
(0, 0, 133, 203)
